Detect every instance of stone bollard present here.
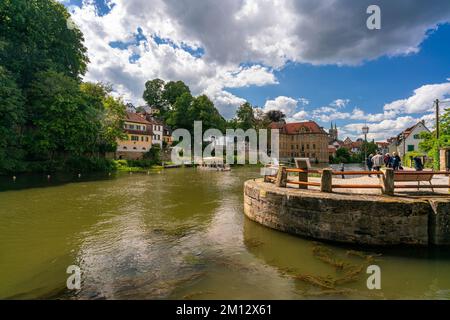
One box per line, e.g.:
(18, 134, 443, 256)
(321, 169, 333, 193)
(275, 166, 287, 188)
(382, 168, 395, 196)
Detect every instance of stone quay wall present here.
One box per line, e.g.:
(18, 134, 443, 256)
(244, 179, 450, 246)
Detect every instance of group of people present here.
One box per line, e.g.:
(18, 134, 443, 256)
(366, 152, 402, 176)
(366, 152, 424, 175)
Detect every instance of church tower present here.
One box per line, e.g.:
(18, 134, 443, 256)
(329, 122, 338, 142)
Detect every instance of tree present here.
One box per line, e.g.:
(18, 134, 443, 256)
(189, 95, 226, 133)
(236, 102, 256, 131)
(0, 0, 88, 87)
(143, 78, 165, 110)
(265, 110, 286, 123)
(166, 92, 194, 131)
(419, 108, 450, 169)
(162, 80, 191, 106)
(25, 71, 97, 160)
(333, 147, 351, 163)
(0, 67, 25, 172)
(144, 144, 161, 165)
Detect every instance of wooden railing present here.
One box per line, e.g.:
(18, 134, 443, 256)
(265, 167, 450, 195)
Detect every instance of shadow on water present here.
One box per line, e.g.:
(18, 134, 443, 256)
(0, 172, 119, 192)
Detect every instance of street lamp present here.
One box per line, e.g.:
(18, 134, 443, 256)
(362, 124, 369, 169)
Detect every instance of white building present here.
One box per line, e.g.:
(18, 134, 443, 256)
(150, 120, 164, 148)
(394, 121, 430, 158)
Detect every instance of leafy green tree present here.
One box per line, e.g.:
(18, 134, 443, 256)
(265, 110, 286, 123)
(0, 67, 25, 172)
(419, 109, 450, 169)
(25, 71, 97, 160)
(166, 92, 194, 131)
(235, 102, 255, 131)
(80, 82, 127, 154)
(333, 147, 351, 163)
(143, 78, 165, 110)
(162, 80, 191, 106)
(0, 0, 88, 87)
(189, 95, 226, 133)
(144, 144, 161, 165)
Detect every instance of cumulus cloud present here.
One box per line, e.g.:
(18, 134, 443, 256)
(66, 0, 450, 118)
(263, 96, 300, 117)
(383, 80, 450, 114)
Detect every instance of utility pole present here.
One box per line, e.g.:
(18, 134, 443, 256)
(435, 99, 440, 140)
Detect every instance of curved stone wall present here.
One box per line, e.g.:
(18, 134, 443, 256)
(244, 179, 450, 246)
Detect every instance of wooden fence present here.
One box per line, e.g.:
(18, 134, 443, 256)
(265, 167, 450, 195)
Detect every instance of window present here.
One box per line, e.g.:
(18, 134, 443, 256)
(407, 145, 415, 152)
(291, 145, 294, 150)
(413, 134, 420, 139)
(146, 137, 149, 142)
(131, 135, 139, 141)
(141, 136, 144, 141)
(301, 145, 304, 151)
(313, 144, 316, 149)
(307, 144, 310, 150)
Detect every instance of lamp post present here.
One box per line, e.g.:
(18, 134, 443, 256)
(362, 124, 369, 169)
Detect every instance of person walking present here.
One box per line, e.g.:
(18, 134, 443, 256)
(371, 152, 384, 177)
(366, 154, 374, 177)
(384, 153, 391, 168)
(413, 156, 424, 171)
(392, 152, 401, 171)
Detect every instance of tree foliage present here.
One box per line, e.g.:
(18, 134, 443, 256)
(0, 67, 25, 171)
(0, 0, 88, 87)
(419, 108, 450, 169)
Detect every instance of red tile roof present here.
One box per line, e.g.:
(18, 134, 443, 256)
(270, 121, 326, 134)
(125, 112, 151, 124)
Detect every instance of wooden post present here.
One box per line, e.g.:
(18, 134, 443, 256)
(382, 168, 395, 196)
(298, 169, 308, 190)
(275, 166, 287, 187)
(321, 169, 332, 193)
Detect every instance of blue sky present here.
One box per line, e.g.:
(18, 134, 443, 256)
(61, 0, 450, 141)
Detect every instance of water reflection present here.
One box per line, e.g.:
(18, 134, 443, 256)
(1, 167, 450, 299)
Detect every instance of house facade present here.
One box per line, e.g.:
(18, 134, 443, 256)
(270, 121, 329, 163)
(116, 112, 153, 160)
(393, 121, 430, 158)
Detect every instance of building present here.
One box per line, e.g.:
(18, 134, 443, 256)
(163, 125, 173, 146)
(328, 122, 338, 142)
(341, 137, 363, 154)
(392, 121, 430, 158)
(149, 119, 164, 148)
(376, 141, 389, 155)
(270, 121, 329, 163)
(116, 112, 153, 160)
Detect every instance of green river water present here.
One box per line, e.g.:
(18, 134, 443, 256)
(0, 167, 450, 299)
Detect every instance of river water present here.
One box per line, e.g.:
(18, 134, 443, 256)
(0, 167, 449, 299)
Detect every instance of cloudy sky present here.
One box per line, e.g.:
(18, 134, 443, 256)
(59, 0, 450, 141)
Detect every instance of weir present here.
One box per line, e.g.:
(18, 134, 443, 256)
(244, 178, 450, 246)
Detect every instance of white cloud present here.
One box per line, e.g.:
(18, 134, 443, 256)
(331, 99, 350, 109)
(263, 96, 299, 117)
(383, 80, 450, 114)
(66, 0, 450, 119)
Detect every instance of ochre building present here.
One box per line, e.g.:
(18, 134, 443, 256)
(116, 112, 153, 160)
(270, 121, 329, 163)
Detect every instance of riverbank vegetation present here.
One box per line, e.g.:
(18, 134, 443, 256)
(0, 0, 126, 175)
(329, 141, 378, 164)
(419, 108, 450, 169)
